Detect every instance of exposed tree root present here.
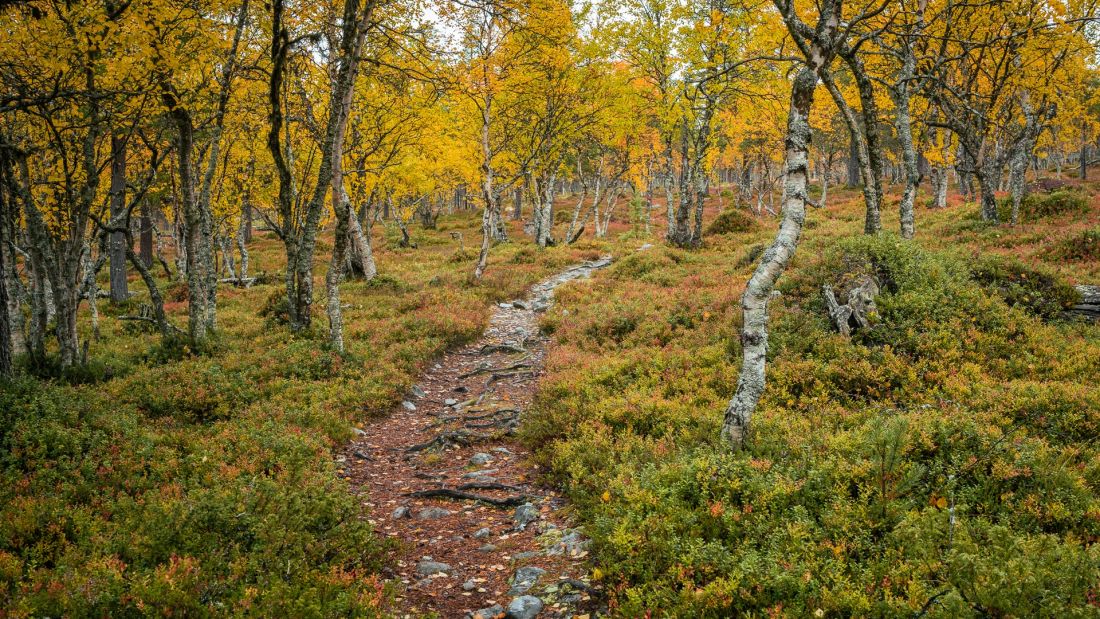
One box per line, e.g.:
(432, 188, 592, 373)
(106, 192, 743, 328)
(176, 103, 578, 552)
(459, 360, 532, 379)
(405, 488, 530, 507)
(463, 408, 520, 422)
(485, 370, 536, 386)
(457, 482, 525, 493)
(404, 430, 473, 453)
(473, 343, 527, 356)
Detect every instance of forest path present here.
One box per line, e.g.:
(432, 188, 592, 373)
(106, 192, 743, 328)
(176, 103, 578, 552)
(343, 257, 612, 619)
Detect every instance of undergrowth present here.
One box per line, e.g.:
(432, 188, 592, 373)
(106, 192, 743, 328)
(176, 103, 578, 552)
(0, 212, 605, 615)
(527, 188, 1100, 617)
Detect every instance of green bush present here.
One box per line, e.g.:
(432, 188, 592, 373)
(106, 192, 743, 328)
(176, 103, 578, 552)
(1014, 189, 1090, 221)
(971, 254, 1080, 320)
(705, 208, 758, 236)
(1048, 227, 1100, 262)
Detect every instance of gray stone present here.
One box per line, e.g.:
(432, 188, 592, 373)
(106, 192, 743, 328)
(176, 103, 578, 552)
(473, 527, 492, 538)
(410, 385, 427, 399)
(445, 398, 458, 406)
(547, 530, 590, 557)
(491, 447, 514, 455)
(499, 302, 512, 308)
(464, 469, 498, 478)
(469, 604, 504, 619)
(401, 400, 417, 411)
(463, 578, 477, 591)
(352, 427, 367, 437)
(506, 595, 543, 619)
(477, 543, 498, 552)
(417, 507, 453, 520)
(469, 452, 493, 466)
(508, 566, 546, 595)
(512, 300, 529, 310)
(391, 506, 410, 519)
(513, 502, 539, 530)
(415, 559, 453, 576)
(513, 551, 540, 561)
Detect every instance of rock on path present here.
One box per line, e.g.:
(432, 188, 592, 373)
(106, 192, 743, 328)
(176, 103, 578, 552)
(341, 257, 611, 618)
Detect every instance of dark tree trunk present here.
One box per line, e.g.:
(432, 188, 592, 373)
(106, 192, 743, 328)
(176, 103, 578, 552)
(139, 200, 154, 267)
(512, 186, 522, 220)
(1081, 130, 1088, 181)
(108, 134, 129, 302)
(0, 190, 10, 377)
(847, 135, 860, 187)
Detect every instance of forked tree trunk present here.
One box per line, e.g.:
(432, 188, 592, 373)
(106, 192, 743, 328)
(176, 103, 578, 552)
(977, 153, 1001, 223)
(565, 187, 589, 243)
(722, 67, 817, 448)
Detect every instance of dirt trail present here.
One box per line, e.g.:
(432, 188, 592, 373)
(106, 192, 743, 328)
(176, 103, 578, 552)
(342, 257, 612, 619)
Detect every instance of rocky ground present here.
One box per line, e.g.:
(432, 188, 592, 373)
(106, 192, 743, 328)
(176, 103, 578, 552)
(342, 257, 612, 618)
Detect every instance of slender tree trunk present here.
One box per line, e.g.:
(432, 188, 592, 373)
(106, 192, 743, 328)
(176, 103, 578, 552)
(81, 243, 100, 340)
(722, 67, 817, 449)
(1079, 127, 1088, 181)
(0, 190, 10, 376)
(821, 62, 881, 234)
(139, 200, 154, 267)
(0, 161, 25, 357)
(323, 0, 370, 351)
(846, 136, 860, 187)
(108, 134, 129, 302)
(475, 93, 496, 280)
(893, 87, 919, 239)
(126, 235, 173, 339)
(692, 172, 707, 245)
(565, 187, 588, 243)
(164, 97, 208, 342)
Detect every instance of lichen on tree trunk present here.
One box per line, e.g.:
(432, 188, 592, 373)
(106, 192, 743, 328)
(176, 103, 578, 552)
(722, 67, 819, 448)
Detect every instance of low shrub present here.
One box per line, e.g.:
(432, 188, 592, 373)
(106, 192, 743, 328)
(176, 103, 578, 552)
(1048, 227, 1100, 262)
(1017, 188, 1090, 220)
(705, 208, 758, 236)
(527, 230, 1100, 617)
(971, 254, 1080, 320)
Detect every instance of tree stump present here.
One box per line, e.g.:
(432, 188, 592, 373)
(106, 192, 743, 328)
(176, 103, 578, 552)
(823, 275, 880, 336)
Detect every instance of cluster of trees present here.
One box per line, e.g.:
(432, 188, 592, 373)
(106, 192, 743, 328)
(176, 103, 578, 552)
(0, 0, 1097, 381)
(722, 0, 1099, 448)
